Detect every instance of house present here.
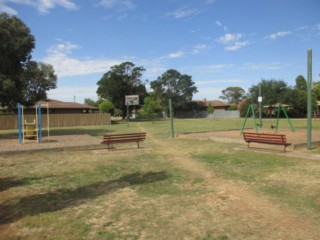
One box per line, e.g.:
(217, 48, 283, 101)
(193, 99, 232, 111)
(21, 99, 99, 114)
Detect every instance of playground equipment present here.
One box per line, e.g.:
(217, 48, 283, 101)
(240, 103, 295, 135)
(17, 103, 50, 144)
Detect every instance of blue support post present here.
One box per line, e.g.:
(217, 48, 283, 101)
(18, 103, 22, 144)
(38, 103, 42, 143)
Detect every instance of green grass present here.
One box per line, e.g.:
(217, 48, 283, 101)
(1, 118, 320, 239)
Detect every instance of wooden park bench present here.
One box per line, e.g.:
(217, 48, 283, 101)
(243, 132, 292, 152)
(101, 132, 147, 150)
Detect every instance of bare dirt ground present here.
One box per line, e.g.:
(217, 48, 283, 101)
(0, 134, 102, 153)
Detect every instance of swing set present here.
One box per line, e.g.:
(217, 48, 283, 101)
(240, 103, 295, 135)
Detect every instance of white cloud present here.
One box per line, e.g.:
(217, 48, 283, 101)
(264, 31, 291, 40)
(217, 33, 243, 44)
(242, 62, 288, 71)
(43, 41, 121, 77)
(0, 3, 17, 14)
(47, 86, 98, 103)
(215, 20, 222, 27)
(225, 41, 249, 51)
(196, 64, 232, 73)
(216, 33, 249, 51)
(168, 7, 201, 19)
(161, 51, 185, 59)
(204, 0, 215, 4)
(98, 0, 135, 10)
(0, 0, 77, 14)
(192, 44, 207, 54)
(193, 86, 223, 100)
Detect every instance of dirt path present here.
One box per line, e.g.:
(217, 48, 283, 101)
(138, 124, 320, 239)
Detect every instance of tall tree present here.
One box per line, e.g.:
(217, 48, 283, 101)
(286, 75, 318, 116)
(0, 13, 35, 108)
(295, 75, 307, 90)
(0, 13, 57, 109)
(150, 69, 198, 110)
(140, 95, 162, 121)
(21, 61, 57, 106)
(99, 100, 115, 114)
(249, 79, 289, 106)
(96, 62, 147, 116)
(312, 81, 320, 100)
(84, 98, 98, 107)
(219, 86, 246, 104)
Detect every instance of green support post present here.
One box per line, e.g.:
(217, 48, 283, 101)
(240, 104, 258, 135)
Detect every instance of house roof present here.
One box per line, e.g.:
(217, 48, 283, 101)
(193, 100, 231, 108)
(36, 99, 98, 110)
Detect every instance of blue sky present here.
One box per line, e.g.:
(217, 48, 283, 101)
(1, 0, 320, 103)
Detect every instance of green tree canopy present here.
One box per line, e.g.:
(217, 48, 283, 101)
(140, 96, 162, 121)
(22, 61, 57, 106)
(285, 75, 318, 116)
(219, 86, 246, 104)
(295, 75, 307, 90)
(249, 79, 289, 106)
(84, 98, 104, 107)
(0, 13, 57, 109)
(207, 103, 215, 114)
(84, 98, 98, 107)
(313, 81, 320, 100)
(99, 100, 115, 114)
(150, 69, 198, 110)
(96, 62, 147, 116)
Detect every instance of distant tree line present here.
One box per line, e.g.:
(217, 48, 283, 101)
(219, 77, 320, 117)
(85, 61, 198, 120)
(87, 60, 319, 119)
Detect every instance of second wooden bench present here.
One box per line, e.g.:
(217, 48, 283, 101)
(101, 132, 147, 150)
(243, 132, 292, 152)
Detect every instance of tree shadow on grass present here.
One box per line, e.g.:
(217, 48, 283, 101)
(0, 171, 168, 225)
(0, 176, 55, 192)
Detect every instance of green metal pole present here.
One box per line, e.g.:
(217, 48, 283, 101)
(240, 104, 258, 135)
(169, 99, 174, 138)
(281, 104, 295, 132)
(307, 49, 312, 150)
(240, 104, 251, 135)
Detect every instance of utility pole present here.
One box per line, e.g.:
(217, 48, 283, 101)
(258, 82, 262, 127)
(169, 99, 174, 138)
(307, 49, 312, 150)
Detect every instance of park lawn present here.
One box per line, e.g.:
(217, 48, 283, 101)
(1, 118, 320, 239)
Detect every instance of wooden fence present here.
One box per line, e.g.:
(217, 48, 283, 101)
(0, 113, 111, 130)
